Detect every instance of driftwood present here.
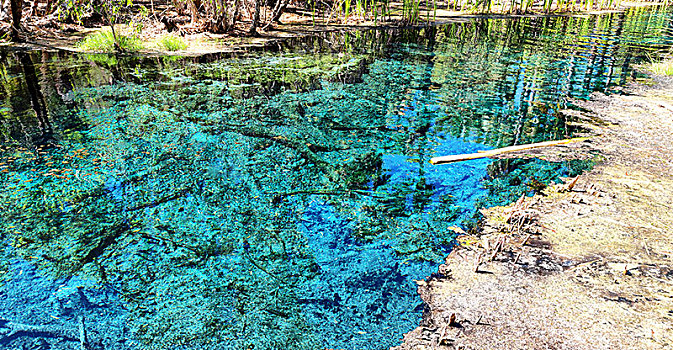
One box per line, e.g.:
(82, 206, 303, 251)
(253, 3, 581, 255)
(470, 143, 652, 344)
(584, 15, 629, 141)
(0, 319, 76, 340)
(78, 316, 88, 350)
(430, 138, 589, 165)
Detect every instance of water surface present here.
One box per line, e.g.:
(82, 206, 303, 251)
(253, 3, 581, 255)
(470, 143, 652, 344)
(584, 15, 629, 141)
(0, 6, 672, 350)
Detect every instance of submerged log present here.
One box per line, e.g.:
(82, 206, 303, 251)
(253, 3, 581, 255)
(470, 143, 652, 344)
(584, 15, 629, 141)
(0, 319, 79, 341)
(430, 138, 589, 165)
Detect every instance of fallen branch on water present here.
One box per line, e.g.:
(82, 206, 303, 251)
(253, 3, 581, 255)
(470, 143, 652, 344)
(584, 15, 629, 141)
(430, 138, 589, 165)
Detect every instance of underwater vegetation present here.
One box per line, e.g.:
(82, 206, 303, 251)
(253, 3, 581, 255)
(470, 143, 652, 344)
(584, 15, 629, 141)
(0, 7, 672, 350)
(478, 158, 595, 209)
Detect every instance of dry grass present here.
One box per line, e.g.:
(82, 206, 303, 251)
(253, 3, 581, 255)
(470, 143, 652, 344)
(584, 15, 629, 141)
(647, 59, 673, 76)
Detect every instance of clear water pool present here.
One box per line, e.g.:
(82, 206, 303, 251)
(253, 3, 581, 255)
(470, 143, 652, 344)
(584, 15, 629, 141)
(0, 6, 671, 350)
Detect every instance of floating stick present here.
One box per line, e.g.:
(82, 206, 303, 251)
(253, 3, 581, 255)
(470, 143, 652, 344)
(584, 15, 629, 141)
(430, 137, 589, 165)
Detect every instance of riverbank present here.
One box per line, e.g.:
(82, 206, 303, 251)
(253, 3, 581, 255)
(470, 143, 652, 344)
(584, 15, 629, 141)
(393, 72, 673, 349)
(0, 2, 669, 55)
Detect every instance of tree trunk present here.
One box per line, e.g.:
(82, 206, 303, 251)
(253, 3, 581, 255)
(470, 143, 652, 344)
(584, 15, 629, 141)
(248, 0, 261, 36)
(9, 0, 22, 41)
(0, 0, 7, 21)
(109, 23, 123, 52)
(102, 4, 123, 52)
(189, 0, 200, 24)
(46, 0, 54, 14)
(229, 0, 239, 31)
(270, 0, 287, 23)
(263, 0, 286, 30)
(28, 0, 37, 16)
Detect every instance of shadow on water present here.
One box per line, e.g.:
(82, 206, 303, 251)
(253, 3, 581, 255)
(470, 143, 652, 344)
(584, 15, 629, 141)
(0, 5, 671, 350)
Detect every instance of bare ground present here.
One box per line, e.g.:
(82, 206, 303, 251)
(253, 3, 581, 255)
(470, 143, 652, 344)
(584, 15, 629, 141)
(392, 74, 673, 350)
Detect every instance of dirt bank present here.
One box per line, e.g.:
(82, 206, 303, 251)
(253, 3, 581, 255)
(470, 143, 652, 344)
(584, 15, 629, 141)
(392, 74, 673, 349)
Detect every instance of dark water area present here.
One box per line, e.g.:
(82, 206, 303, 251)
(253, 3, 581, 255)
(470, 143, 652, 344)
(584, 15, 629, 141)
(0, 6, 672, 350)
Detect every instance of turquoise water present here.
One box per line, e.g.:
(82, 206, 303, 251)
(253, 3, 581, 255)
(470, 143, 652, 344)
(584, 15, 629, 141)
(1, 7, 672, 350)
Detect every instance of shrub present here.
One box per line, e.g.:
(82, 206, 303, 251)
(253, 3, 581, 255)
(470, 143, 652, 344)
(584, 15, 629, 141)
(77, 30, 143, 53)
(158, 35, 188, 52)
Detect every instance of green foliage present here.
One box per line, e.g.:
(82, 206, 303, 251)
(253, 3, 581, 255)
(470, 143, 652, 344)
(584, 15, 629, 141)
(138, 4, 150, 18)
(338, 152, 385, 189)
(98, 0, 133, 24)
(129, 20, 144, 34)
(190, 54, 367, 97)
(77, 30, 143, 53)
(53, 0, 132, 26)
(158, 35, 188, 51)
(402, 0, 422, 24)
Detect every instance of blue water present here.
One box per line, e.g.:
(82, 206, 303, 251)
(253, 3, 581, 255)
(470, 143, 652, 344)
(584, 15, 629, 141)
(0, 6, 672, 350)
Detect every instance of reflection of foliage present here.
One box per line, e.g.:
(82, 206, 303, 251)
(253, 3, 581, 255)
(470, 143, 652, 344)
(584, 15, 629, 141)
(390, 10, 671, 148)
(183, 54, 370, 97)
(83, 53, 120, 66)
